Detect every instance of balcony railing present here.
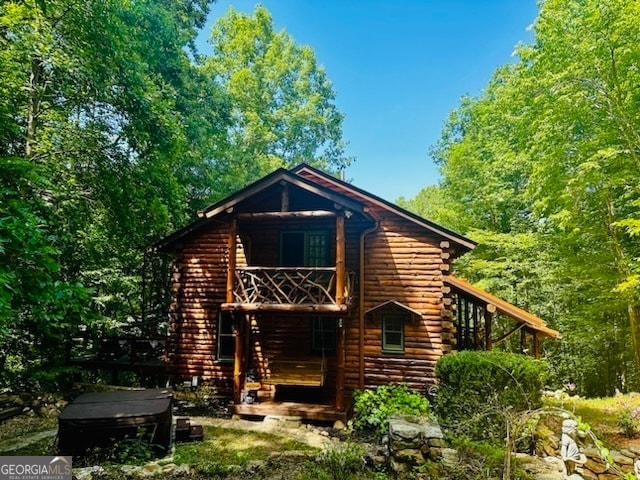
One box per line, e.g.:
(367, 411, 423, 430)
(232, 267, 354, 307)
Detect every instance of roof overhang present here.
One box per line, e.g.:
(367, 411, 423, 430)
(199, 168, 365, 219)
(444, 275, 561, 339)
(365, 300, 424, 321)
(293, 164, 477, 252)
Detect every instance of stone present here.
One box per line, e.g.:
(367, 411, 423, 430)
(263, 415, 302, 428)
(597, 474, 620, 480)
(584, 458, 607, 474)
(429, 447, 442, 461)
(610, 450, 634, 466)
(142, 463, 161, 476)
(581, 468, 598, 479)
(423, 422, 444, 439)
(394, 448, 425, 465)
(73, 466, 105, 480)
(390, 458, 409, 473)
(389, 420, 424, 443)
(533, 474, 563, 480)
(626, 444, 640, 456)
(543, 456, 565, 472)
(420, 443, 430, 456)
(427, 437, 444, 448)
(332, 420, 345, 430)
(441, 448, 458, 468)
(620, 449, 636, 458)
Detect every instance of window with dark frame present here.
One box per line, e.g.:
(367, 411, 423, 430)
(382, 314, 405, 353)
(217, 311, 236, 362)
(312, 317, 337, 355)
(280, 231, 329, 267)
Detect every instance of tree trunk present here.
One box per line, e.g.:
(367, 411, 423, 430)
(26, 56, 43, 158)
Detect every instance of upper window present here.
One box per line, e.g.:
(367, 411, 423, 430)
(382, 314, 406, 353)
(280, 231, 328, 267)
(217, 312, 236, 362)
(312, 317, 337, 355)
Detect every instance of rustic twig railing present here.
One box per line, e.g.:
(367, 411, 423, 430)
(233, 267, 354, 306)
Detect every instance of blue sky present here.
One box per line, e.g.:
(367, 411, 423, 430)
(196, 1, 538, 202)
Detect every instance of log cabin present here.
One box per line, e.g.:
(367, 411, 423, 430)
(152, 164, 560, 421)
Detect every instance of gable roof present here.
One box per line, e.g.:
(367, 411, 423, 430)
(152, 163, 476, 253)
(292, 164, 476, 251)
(444, 275, 560, 339)
(199, 167, 366, 219)
(365, 300, 424, 320)
(151, 167, 366, 252)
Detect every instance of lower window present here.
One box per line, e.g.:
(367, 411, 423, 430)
(382, 314, 405, 353)
(217, 312, 236, 362)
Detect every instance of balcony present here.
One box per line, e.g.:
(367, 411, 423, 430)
(221, 267, 355, 313)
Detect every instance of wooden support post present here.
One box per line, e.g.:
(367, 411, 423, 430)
(336, 318, 345, 412)
(280, 181, 289, 212)
(232, 313, 244, 404)
(335, 215, 345, 305)
(226, 218, 237, 304)
(533, 333, 540, 360)
(484, 307, 494, 351)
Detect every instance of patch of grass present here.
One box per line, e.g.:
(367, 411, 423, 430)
(544, 393, 640, 446)
(173, 426, 317, 473)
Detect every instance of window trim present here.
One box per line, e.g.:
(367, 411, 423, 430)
(382, 314, 406, 354)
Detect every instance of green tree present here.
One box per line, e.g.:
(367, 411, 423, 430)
(0, 0, 228, 383)
(203, 5, 351, 195)
(416, 0, 640, 394)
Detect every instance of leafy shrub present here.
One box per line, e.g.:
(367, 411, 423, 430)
(305, 442, 365, 480)
(617, 404, 640, 437)
(434, 350, 549, 442)
(352, 383, 431, 434)
(28, 365, 81, 392)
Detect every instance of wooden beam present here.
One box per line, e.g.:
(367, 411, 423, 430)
(533, 332, 540, 359)
(335, 215, 345, 305)
(492, 322, 525, 345)
(220, 303, 348, 313)
(237, 210, 336, 220)
(336, 318, 345, 412)
(226, 218, 237, 304)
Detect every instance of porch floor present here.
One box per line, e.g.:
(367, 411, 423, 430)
(232, 399, 347, 422)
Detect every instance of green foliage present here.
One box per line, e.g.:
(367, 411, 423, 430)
(203, 5, 351, 195)
(79, 427, 159, 467)
(303, 442, 366, 480)
(616, 404, 640, 438)
(352, 384, 431, 435)
(434, 351, 549, 442)
(27, 366, 81, 393)
(412, 0, 640, 396)
(0, 0, 350, 387)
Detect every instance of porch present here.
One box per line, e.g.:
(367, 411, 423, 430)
(233, 398, 347, 422)
(227, 312, 348, 422)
